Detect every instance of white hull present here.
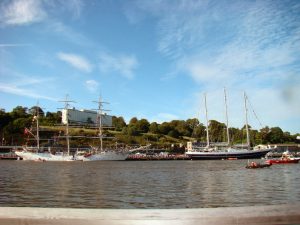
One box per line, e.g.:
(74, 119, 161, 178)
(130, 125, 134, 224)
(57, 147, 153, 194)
(15, 150, 87, 161)
(15, 149, 129, 161)
(84, 144, 151, 161)
(85, 151, 129, 161)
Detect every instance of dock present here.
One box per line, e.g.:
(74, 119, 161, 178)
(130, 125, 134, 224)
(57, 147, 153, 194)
(0, 204, 299, 225)
(127, 154, 189, 160)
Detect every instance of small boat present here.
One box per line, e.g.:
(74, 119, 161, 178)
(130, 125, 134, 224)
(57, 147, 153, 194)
(265, 151, 299, 164)
(246, 161, 272, 169)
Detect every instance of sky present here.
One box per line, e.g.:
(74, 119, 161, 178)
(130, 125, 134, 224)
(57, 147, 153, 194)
(0, 0, 299, 134)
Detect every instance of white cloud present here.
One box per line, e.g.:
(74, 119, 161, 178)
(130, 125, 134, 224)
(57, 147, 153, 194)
(183, 60, 224, 83)
(0, 43, 31, 47)
(46, 21, 93, 47)
(0, 64, 57, 101)
(57, 52, 93, 73)
(85, 80, 99, 93)
(0, 0, 85, 27)
(133, 0, 300, 132)
(0, 82, 57, 101)
(0, 0, 46, 26)
(150, 113, 179, 124)
(99, 52, 138, 79)
(66, 0, 84, 18)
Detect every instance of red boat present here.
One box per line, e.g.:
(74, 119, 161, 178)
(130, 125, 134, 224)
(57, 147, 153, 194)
(265, 151, 299, 164)
(265, 158, 299, 164)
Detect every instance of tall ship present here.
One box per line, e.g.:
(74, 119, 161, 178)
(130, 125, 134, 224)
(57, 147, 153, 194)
(83, 97, 150, 161)
(185, 89, 276, 160)
(15, 96, 148, 161)
(15, 97, 88, 161)
(83, 97, 130, 161)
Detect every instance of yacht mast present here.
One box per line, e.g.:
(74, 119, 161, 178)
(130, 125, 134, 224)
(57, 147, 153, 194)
(59, 95, 76, 156)
(224, 88, 230, 146)
(244, 92, 250, 149)
(35, 101, 40, 150)
(204, 93, 210, 147)
(93, 96, 110, 153)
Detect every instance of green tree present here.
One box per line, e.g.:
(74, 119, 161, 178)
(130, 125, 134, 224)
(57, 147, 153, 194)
(168, 129, 180, 138)
(158, 122, 172, 135)
(283, 132, 293, 143)
(129, 117, 138, 126)
(10, 106, 28, 119)
(4, 118, 32, 145)
(175, 120, 192, 137)
(251, 129, 260, 146)
(41, 111, 61, 125)
(136, 119, 150, 133)
(269, 127, 284, 143)
(0, 111, 12, 130)
(149, 122, 159, 134)
(229, 127, 242, 144)
(112, 116, 126, 131)
(186, 118, 200, 129)
(260, 126, 270, 144)
(192, 123, 206, 140)
(127, 126, 139, 136)
(29, 106, 45, 117)
(209, 120, 226, 142)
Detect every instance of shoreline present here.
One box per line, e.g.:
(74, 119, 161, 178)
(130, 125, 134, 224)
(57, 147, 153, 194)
(1, 204, 300, 225)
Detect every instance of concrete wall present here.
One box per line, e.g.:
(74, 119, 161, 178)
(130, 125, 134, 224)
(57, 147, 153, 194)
(0, 204, 300, 225)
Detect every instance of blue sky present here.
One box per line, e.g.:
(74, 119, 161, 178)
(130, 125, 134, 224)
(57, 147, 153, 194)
(0, 0, 299, 134)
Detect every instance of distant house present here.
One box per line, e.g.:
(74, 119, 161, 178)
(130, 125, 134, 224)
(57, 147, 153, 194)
(62, 108, 112, 126)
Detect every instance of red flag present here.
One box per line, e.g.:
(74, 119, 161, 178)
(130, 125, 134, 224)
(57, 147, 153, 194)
(24, 128, 30, 134)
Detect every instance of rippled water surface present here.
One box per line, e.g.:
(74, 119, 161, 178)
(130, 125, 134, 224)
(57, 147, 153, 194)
(0, 160, 299, 208)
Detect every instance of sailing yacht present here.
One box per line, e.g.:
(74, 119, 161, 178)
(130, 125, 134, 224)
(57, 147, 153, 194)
(185, 90, 275, 160)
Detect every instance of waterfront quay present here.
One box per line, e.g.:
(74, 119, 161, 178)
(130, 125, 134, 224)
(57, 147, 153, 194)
(127, 153, 188, 160)
(0, 204, 300, 225)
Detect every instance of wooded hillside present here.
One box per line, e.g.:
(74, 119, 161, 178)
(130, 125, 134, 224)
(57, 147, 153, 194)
(0, 106, 299, 150)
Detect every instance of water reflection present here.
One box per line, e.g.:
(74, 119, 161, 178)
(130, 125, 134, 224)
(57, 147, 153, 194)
(0, 160, 299, 208)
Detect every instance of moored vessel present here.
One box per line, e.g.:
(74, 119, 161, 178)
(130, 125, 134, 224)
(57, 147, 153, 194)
(265, 151, 299, 164)
(186, 89, 275, 160)
(15, 97, 88, 162)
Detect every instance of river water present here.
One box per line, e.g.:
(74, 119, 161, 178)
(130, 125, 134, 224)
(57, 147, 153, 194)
(0, 160, 299, 208)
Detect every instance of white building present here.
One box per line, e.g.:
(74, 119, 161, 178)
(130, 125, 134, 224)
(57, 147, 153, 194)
(62, 108, 112, 126)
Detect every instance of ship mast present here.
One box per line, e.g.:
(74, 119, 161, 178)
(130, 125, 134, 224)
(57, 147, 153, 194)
(244, 92, 250, 150)
(93, 96, 110, 153)
(59, 95, 76, 156)
(35, 101, 40, 150)
(204, 93, 210, 147)
(224, 88, 230, 146)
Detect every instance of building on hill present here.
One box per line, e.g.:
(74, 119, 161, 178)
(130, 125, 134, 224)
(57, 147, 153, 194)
(62, 108, 112, 126)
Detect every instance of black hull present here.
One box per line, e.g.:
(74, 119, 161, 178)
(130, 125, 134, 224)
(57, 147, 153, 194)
(186, 149, 271, 160)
